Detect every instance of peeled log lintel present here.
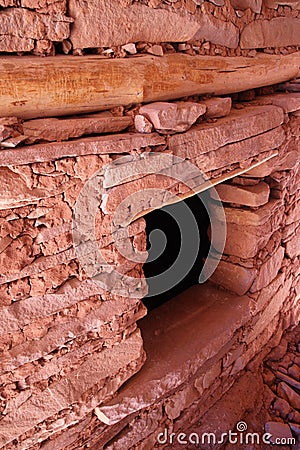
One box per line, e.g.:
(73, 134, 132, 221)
(0, 53, 300, 119)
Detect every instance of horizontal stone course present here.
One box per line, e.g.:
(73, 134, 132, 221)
(69, 0, 239, 49)
(169, 105, 284, 159)
(0, 330, 145, 449)
(209, 259, 257, 295)
(212, 181, 270, 206)
(250, 246, 285, 292)
(241, 18, 300, 49)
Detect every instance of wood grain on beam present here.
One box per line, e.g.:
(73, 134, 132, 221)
(1, 52, 300, 119)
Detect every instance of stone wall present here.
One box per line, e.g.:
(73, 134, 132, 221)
(0, 81, 299, 448)
(0, 0, 299, 56)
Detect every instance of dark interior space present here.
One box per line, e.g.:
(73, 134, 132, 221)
(143, 192, 211, 311)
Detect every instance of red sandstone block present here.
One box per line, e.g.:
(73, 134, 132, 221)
(286, 227, 300, 259)
(230, 0, 262, 12)
(246, 278, 292, 345)
(194, 127, 284, 173)
(241, 18, 300, 49)
(23, 115, 133, 144)
(212, 181, 270, 207)
(209, 259, 257, 295)
(0, 8, 71, 53)
(0, 133, 165, 167)
(0, 330, 145, 449)
(250, 246, 284, 292)
(169, 105, 284, 159)
(69, 0, 238, 49)
(254, 93, 300, 114)
(202, 97, 232, 118)
(139, 102, 206, 134)
(210, 199, 284, 227)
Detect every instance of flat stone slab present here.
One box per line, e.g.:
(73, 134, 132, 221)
(168, 105, 284, 159)
(69, 0, 239, 49)
(211, 181, 270, 206)
(253, 93, 300, 114)
(202, 97, 232, 118)
(23, 115, 133, 144)
(265, 421, 293, 444)
(241, 18, 300, 49)
(97, 282, 252, 425)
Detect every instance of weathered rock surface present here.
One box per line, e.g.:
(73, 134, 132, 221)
(250, 246, 284, 292)
(209, 259, 257, 295)
(69, 0, 239, 49)
(241, 18, 300, 49)
(23, 115, 133, 143)
(168, 105, 284, 159)
(264, 0, 300, 8)
(286, 226, 300, 259)
(254, 93, 300, 113)
(98, 283, 252, 425)
(265, 422, 294, 444)
(134, 114, 153, 133)
(139, 102, 206, 134)
(0, 133, 165, 167)
(202, 97, 232, 118)
(230, 0, 262, 12)
(0, 7, 72, 52)
(0, 330, 145, 449)
(212, 181, 270, 206)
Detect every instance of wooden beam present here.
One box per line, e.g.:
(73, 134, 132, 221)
(1, 52, 300, 119)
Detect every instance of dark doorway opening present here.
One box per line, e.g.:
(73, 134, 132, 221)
(143, 192, 211, 311)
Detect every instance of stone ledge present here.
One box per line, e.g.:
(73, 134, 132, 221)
(97, 282, 253, 426)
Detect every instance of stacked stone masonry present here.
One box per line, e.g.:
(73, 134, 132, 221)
(0, 82, 299, 448)
(0, 0, 299, 56)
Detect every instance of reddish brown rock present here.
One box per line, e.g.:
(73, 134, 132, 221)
(0, 330, 145, 449)
(286, 227, 300, 259)
(264, 0, 300, 8)
(21, 0, 67, 14)
(147, 44, 164, 57)
(139, 102, 206, 134)
(98, 283, 252, 425)
(277, 382, 300, 410)
(69, 0, 200, 48)
(0, 133, 165, 167)
(69, 0, 239, 49)
(194, 126, 284, 174)
(254, 93, 300, 114)
(134, 115, 153, 134)
(191, 12, 239, 49)
(265, 422, 293, 444)
(23, 115, 133, 144)
(212, 181, 270, 206)
(0, 117, 23, 143)
(0, 35, 34, 52)
(168, 105, 284, 159)
(0, 8, 72, 52)
(250, 246, 284, 292)
(230, 0, 262, 12)
(273, 397, 292, 419)
(241, 18, 300, 49)
(288, 364, 300, 380)
(247, 279, 292, 343)
(209, 259, 257, 295)
(202, 97, 232, 118)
